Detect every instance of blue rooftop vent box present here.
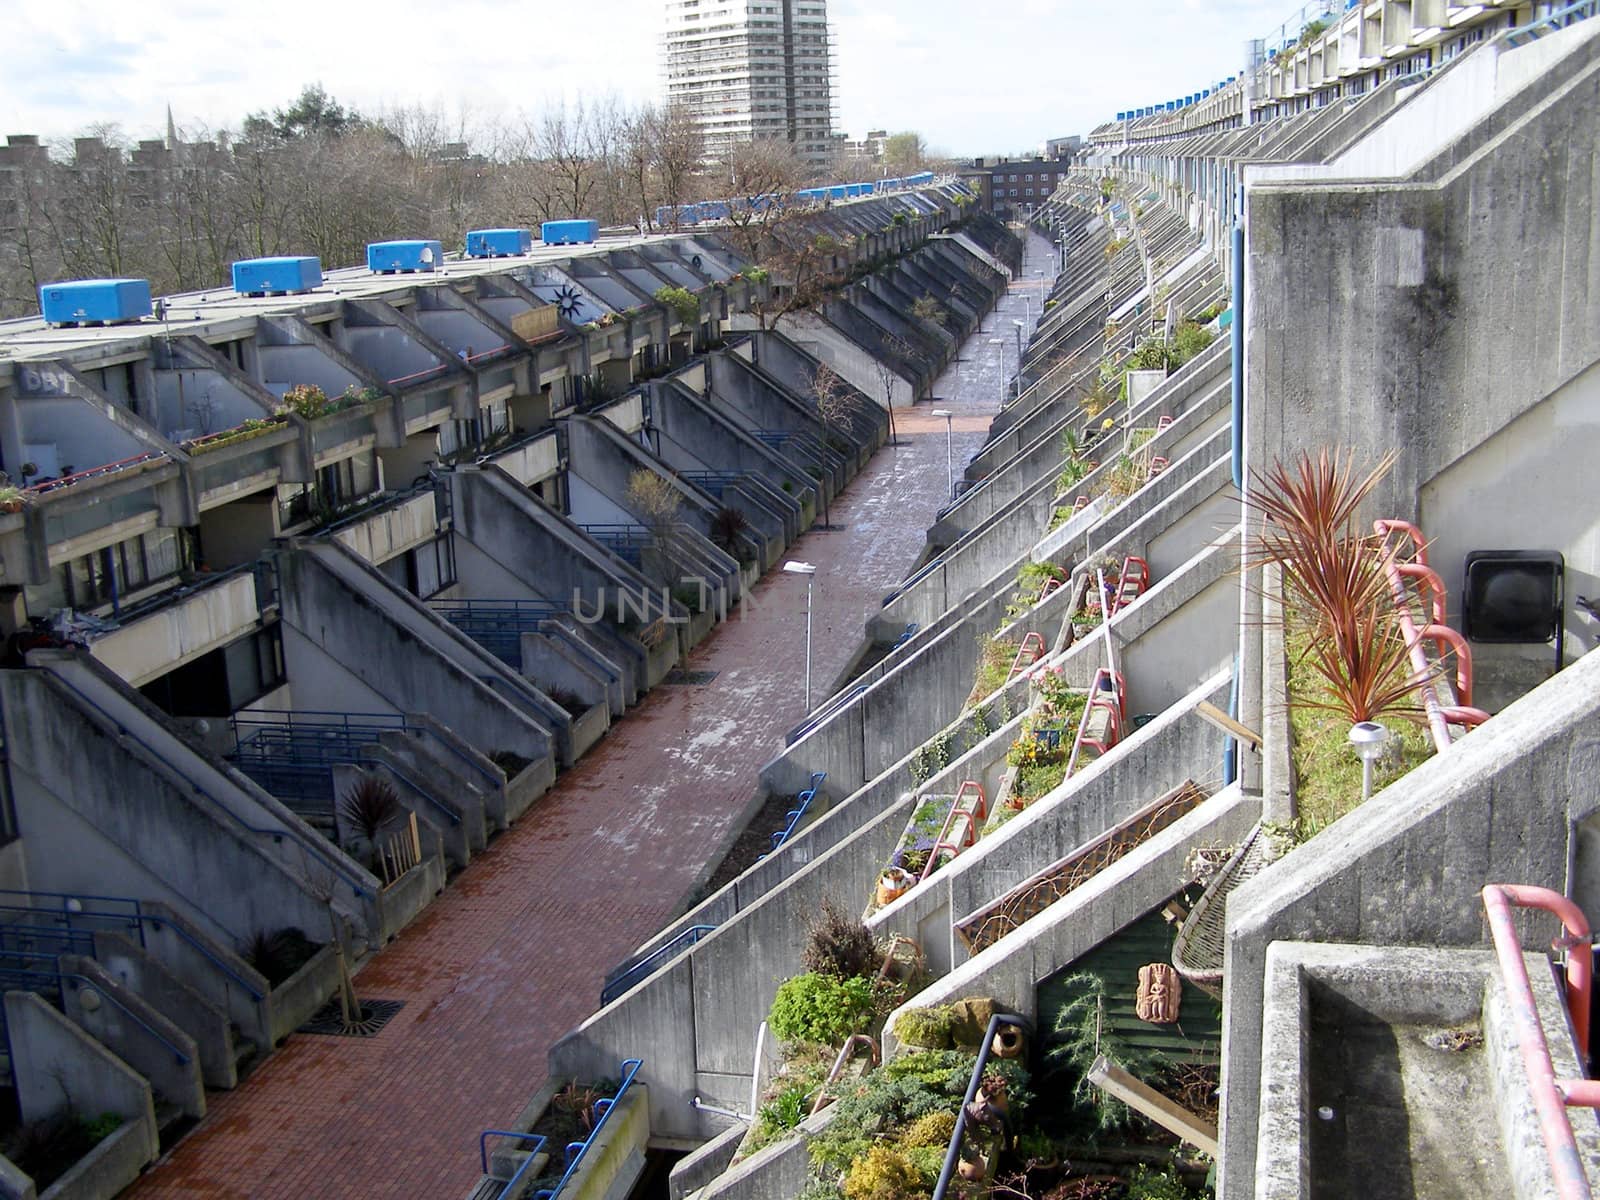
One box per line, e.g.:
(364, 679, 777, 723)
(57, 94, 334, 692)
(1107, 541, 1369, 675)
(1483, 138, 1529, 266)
(465, 228, 532, 258)
(540, 220, 599, 246)
(39, 278, 152, 326)
(547, 220, 601, 246)
(367, 240, 443, 273)
(232, 256, 322, 296)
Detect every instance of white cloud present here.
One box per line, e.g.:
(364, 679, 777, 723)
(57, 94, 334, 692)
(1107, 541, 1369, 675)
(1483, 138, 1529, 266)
(0, 0, 1298, 156)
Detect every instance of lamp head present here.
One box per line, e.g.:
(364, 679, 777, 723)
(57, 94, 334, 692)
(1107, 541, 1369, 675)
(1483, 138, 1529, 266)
(931, 409, 953, 418)
(782, 561, 817, 576)
(1348, 721, 1390, 763)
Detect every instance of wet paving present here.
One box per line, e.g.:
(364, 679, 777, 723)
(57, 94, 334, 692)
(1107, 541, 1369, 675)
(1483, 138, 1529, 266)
(128, 231, 1058, 1199)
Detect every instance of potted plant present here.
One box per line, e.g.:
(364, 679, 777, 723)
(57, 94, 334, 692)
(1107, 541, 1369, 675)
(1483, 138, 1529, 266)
(0, 485, 25, 514)
(876, 866, 915, 906)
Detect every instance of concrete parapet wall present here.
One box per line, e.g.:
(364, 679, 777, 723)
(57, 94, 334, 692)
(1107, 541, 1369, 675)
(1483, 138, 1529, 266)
(870, 670, 1232, 976)
(1218, 645, 1600, 1198)
(884, 782, 1256, 1043)
(89, 930, 237, 1091)
(59, 954, 205, 1119)
(5, 990, 158, 1167)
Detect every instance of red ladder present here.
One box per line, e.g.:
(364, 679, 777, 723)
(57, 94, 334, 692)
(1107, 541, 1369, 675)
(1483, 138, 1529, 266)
(1006, 631, 1047, 682)
(1065, 668, 1127, 777)
(919, 781, 988, 883)
(1110, 555, 1150, 613)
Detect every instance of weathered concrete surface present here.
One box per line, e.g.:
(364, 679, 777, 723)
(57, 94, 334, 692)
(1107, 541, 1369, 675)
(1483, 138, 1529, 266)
(1219, 645, 1600, 1199)
(1252, 942, 1590, 1200)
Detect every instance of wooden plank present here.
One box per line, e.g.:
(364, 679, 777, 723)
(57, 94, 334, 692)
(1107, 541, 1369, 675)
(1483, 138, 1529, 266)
(1194, 701, 1261, 752)
(1088, 1057, 1219, 1156)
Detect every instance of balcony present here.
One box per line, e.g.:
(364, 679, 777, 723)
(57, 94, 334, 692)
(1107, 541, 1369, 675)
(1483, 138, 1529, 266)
(85, 564, 269, 688)
(327, 486, 444, 567)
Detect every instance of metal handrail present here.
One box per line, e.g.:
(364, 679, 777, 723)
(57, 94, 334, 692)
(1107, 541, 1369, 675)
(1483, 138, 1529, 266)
(1482, 884, 1597, 1200)
(765, 772, 827, 855)
(0, 956, 193, 1066)
(785, 685, 866, 746)
(531, 1058, 644, 1200)
(41, 674, 373, 900)
(0, 902, 266, 1003)
(931, 1014, 1029, 1200)
(354, 753, 461, 828)
(601, 929, 716, 1006)
(1507, 0, 1599, 46)
(478, 1130, 549, 1200)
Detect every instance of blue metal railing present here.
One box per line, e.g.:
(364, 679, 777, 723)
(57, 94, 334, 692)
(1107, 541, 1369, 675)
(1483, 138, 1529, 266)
(1507, 0, 1597, 45)
(0, 956, 194, 1067)
(579, 524, 650, 568)
(531, 1058, 645, 1200)
(42, 674, 373, 901)
(430, 598, 572, 666)
(478, 1130, 549, 1200)
(785, 686, 867, 746)
(600, 929, 717, 1006)
(881, 555, 945, 607)
(762, 772, 827, 858)
(0, 899, 265, 1002)
(891, 623, 920, 650)
(0, 923, 95, 959)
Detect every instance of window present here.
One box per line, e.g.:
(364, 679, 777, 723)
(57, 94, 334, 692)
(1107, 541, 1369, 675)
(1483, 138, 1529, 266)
(29, 527, 196, 615)
(140, 623, 286, 717)
(406, 534, 457, 598)
(1025, 174, 1034, 182)
(1025, 188, 1034, 196)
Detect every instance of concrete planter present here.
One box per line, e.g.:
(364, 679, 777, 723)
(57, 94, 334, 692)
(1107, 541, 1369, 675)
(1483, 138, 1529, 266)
(376, 855, 446, 943)
(37, 1118, 154, 1200)
(267, 942, 343, 1045)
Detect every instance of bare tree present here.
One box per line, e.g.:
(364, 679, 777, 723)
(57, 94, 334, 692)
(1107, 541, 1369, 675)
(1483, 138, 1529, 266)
(722, 138, 807, 263)
(807, 361, 865, 528)
(655, 103, 705, 223)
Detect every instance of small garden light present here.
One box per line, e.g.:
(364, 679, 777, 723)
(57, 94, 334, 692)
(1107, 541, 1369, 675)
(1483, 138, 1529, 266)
(1348, 721, 1390, 803)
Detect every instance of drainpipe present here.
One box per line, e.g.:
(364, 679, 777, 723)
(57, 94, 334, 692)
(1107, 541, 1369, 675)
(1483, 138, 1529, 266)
(1230, 205, 1244, 491)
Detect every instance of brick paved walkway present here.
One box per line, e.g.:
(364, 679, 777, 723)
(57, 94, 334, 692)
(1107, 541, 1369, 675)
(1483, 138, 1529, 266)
(129, 235, 1055, 1199)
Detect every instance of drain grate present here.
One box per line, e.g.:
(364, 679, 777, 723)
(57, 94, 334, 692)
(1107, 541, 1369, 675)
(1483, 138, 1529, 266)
(298, 998, 405, 1038)
(663, 669, 719, 686)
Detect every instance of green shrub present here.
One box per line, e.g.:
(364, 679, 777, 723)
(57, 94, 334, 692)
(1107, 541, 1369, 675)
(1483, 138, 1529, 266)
(1127, 1164, 1193, 1200)
(654, 285, 700, 325)
(842, 1145, 921, 1200)
(768, 973, 875, 1046)
(898, 1109, 957, 1149)
(892, 1005, 955, 1050)
(754, 1083, 812, 1142)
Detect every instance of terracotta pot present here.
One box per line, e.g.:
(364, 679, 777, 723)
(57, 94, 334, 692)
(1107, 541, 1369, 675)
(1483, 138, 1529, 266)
(990, 1022, 1025, 1060)
(876, 867, 914, 906)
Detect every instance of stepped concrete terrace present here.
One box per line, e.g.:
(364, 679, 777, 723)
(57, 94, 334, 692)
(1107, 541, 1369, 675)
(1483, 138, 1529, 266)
(120, 232, 1059, 1200)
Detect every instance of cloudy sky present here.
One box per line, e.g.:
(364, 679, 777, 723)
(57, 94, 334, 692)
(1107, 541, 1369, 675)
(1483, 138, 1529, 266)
(1, 0, 1297, 156)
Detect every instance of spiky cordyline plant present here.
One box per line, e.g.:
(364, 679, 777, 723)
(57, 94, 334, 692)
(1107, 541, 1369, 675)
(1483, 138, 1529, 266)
(1246, 448, 1428, 724)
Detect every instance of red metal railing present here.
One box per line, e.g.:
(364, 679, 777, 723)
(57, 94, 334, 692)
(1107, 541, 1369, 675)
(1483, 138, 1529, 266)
(1482, 884, 1597, 1200)
(1374, 519, 1490, 750)
(25, 452, 163, 495)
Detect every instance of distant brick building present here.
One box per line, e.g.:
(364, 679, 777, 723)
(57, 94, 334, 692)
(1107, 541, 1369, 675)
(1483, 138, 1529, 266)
(956, 153, 1076, 218)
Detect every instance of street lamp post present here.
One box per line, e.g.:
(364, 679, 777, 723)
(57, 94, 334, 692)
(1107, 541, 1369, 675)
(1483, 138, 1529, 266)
(931, 409, 955, 501)
(988, 337, 1006, 407)
(783, 561, 817, 710)
(1011, 320, 1025, 401)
